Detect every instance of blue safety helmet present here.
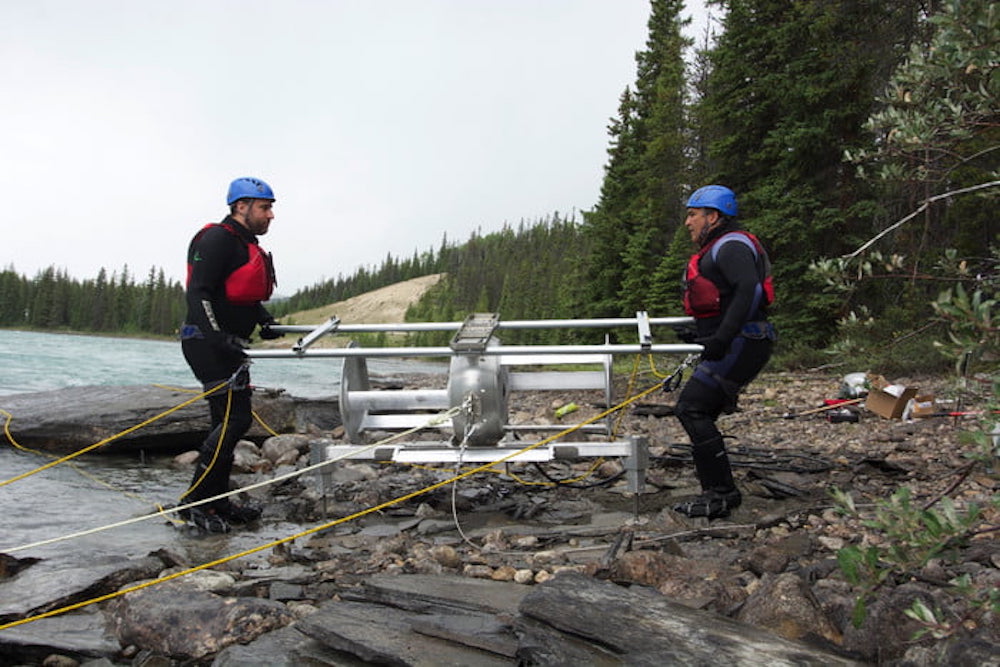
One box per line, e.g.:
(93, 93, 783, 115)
(686, 185, 738, 217)
(226, 177, 275, 205)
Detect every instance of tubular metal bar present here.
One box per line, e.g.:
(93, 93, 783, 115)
(320, 440, 639, 464)
(249, 343, 703, 359)
(267, 315, 693, 336)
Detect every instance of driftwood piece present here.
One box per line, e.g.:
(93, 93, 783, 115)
(517, 572, 860, 666)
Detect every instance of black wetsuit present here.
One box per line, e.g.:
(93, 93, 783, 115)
(674, 221, 775, 498)
(180, 215, 274, 510)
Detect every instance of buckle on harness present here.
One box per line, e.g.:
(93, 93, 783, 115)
(740, 321, 776, 340)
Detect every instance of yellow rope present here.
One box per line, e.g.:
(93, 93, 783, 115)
(0, 382, 662, 631)
(2, 406, 462, 554)
(0, 408, 162, 507)
(180, 387, 232, 501)
(0, 381, 228, 488)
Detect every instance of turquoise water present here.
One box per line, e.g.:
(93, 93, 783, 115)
(0, 329, 446, 567)
(0, 329, 445, 398)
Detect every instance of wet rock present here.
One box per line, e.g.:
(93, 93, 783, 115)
(0, 385, 338, 454)
(0, 555, 164, 622)
(0, 610, 120, 665)
(737, 572, 842, 647)
(0, 552, 41, 579)
(108, 581, 295, 660)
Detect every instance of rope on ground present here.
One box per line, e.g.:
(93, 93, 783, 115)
(0, 380, 664, 631)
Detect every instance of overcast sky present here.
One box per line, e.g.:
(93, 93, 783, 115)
(2, 1, 710, 294)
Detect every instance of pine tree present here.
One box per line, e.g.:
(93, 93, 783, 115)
(696, 0, 926, 345)
(584, 0, 692, 318)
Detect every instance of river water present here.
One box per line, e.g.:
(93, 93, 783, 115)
(0, 330, 445, 569)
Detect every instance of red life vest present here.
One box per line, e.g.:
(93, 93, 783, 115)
(683, 231, 774, 318)
(186, 222, 275, 305)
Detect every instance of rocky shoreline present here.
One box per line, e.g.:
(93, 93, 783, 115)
(0, 370, 997, 665)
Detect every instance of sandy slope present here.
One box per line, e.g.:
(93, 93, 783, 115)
(283, 273, 444, 326)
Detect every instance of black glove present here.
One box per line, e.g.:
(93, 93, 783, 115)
(672, 324, 698, 344)
(209, 331, 249, 356)
(695, 336, 728, 361)
(259, 319, 284, 340)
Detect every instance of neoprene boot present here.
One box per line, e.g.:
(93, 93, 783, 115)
(674, 436, 742, 519)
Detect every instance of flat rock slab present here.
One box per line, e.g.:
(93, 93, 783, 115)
(0, 610, 120, 664)
(213, 624, 367, 667)
(518, 572, 860, 666)
(0, 385, 338, 454)
(297, 599, 515, 666)
(352, 573, 531, 616)
(0, 556, 163, 622)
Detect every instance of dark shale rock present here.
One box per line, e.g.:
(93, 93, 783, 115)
(0, 556, 164, 623)
(212, 623, 368, 666)
(0, 609, 120, 665)
(0, 552, 41, 579)
(296, 599, 514, 666)
(108, 581, 295, 660)
(518, 572, 861, 666)
(0, 385, 338, 454)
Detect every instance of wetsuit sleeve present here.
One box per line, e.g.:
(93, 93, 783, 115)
(713, 240, 765, 344)
(186, 227, 234, 333)
(256, 303, 273, 326)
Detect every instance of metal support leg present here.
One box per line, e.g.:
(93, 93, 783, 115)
(624, 435, 648, 496)
(310, 440, 330, 519)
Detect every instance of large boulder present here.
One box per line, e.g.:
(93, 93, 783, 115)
(109, 580, 295, 660)
(0, 385, 338, 454)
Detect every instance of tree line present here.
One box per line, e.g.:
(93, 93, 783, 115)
(5, 1, 996, 372)
(0, 265, 185, 336)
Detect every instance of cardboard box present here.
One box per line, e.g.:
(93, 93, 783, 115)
(865, 375, 919, 419)
(909, 394, 938, 418)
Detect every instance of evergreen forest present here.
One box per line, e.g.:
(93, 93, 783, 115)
(2, 0, 997, 373)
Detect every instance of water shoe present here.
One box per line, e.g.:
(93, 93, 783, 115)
(673, 488, 742, 519)
(182, 507, 231, 534)
(218, 500, 263, 525)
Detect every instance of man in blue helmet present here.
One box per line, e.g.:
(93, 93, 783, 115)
(672, 185, 776, 519)
(178, 177, 284, 532)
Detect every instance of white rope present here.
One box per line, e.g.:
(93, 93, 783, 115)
(1, 406, 462, 553)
